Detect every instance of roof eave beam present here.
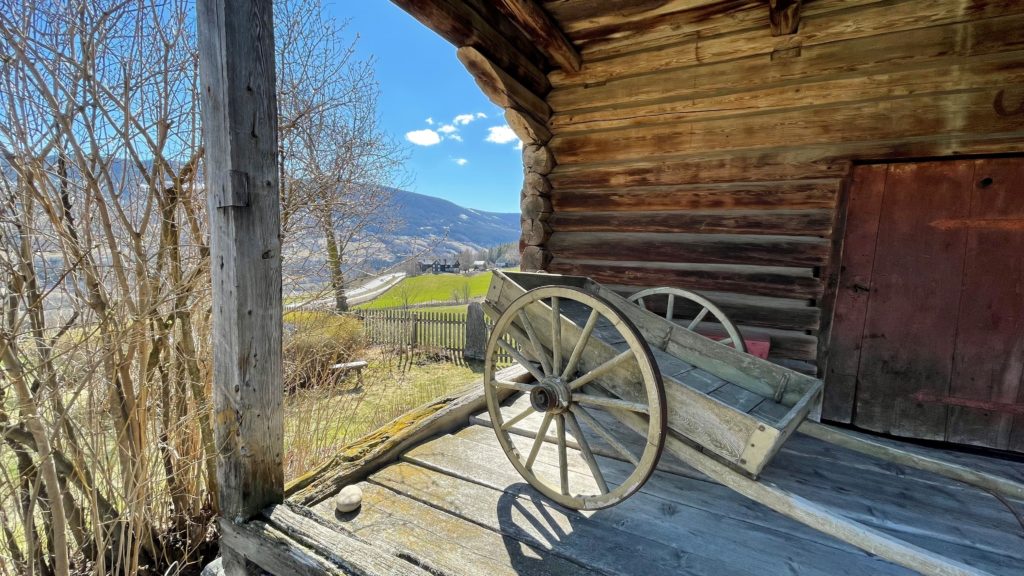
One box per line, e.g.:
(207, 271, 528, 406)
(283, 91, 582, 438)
(495, 0, 582, 73)
(769, 0, 802, 36)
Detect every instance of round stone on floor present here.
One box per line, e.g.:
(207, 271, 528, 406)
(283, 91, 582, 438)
(335, 485, 363, 513)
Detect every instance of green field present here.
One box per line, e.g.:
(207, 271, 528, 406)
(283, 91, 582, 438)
(355, 272, 492, 309)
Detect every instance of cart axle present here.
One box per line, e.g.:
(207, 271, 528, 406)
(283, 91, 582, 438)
(531, 377, 571, 414)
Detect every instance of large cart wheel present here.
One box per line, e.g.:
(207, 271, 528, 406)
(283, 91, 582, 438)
(483, 286, 666, 510)
(628, 287, 747, 353)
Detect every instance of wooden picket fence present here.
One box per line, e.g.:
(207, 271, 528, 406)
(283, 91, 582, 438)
(357, 308, 516, 365)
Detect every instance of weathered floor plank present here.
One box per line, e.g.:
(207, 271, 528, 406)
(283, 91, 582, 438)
(309, 481, 589, 576)
(446, 419, 1023, 574)
(290, 389, 1023, 576)
(373, 461, 746, 576)
(404, 429, 912, 575)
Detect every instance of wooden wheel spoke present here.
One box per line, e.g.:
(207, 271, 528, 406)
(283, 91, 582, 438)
(567, 349, 633, 391)
(573, 391, 649, 414)
(571, 405, 639, 466)
(492, 379, 535, 393)
(501, 405, 536, 430)
(566, 411, 608, 495)
(665, 293, 675, 320)
(550, 296, 561, 376)
(719, 337, 734, 347)
(687, 306, 710, 330)
(518, 309, 552, 376)
(561, 309, 599, 379)
(556, 414, 569, 495)
(526, 413, 553, 470)
(497, 339, 545, 382)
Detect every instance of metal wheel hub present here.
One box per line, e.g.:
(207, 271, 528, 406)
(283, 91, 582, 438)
(530, 377, 570, 413)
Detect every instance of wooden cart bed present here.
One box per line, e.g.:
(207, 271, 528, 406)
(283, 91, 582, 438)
(484, 271, 822, 477)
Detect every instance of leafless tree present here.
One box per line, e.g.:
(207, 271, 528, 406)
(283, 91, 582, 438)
(276, 0, 408, 313)
(0, 0, 408, 574)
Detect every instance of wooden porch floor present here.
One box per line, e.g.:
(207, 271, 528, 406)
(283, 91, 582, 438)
(300, 393, 1024, 576)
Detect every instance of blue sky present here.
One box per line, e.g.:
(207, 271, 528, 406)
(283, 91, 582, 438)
(330, 2, 524, 213)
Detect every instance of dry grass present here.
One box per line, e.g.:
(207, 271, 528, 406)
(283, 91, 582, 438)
(282, 347, 482, 480)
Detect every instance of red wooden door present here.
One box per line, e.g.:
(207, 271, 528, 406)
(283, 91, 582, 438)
(827, 158, 1024, 451)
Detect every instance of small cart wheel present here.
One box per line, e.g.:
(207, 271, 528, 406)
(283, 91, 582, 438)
(628, 287, 747, 353)
(484, 286, 666, 510)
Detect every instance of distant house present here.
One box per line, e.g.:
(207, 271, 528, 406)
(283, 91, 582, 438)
(471, 260, 487, 270)
(419, 259, 460, 274)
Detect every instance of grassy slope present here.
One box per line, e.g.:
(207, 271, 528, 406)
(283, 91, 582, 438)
(282, 352, 481, 480)
(355, 272, 492, 309)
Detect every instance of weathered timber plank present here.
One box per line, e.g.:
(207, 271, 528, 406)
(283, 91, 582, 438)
(546, 135, 1024, 189)
(286, 365, 528, 505)
(260, 504, 433, 575)
(617, 412, 998, 576)
(219, 519, 344, 575)
(371, 462, 748, 576)
(405, 429, 915, 575)
(549, 88, 1024, 165)
(494, 0, 580, 72)
(547, 259, 823, 300)
(310, 481, 588, 576)
(798, 422, 1024, 502)
(547, 231, 829, 268)
(462, 418, 1024, 550)
(545, 0, 871, 59)
(822, 164, 887, 422)
(550, 209, 834, 237)
(389, 0, 550, 96)
(197, 0, 284, 543)
(457, 46, 550, 127)
(551, 53, 1024, 131)
(548, 0, 1024, 87)
(550, 181, 839, 212)
(762, 444, 1024, 565)
(785, 428, 1023, 491)
(546, 0, 759, 38)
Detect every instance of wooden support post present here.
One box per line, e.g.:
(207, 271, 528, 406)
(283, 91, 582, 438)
(197, 0, 283, 572)
(464, 302, 487, 360)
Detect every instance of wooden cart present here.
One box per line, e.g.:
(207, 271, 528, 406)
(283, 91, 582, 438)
(482, 271, 1023, 576)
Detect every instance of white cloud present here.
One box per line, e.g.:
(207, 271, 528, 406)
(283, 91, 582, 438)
(514, 140, 524, 150)
(425, 117, 434, 125)
(453, 113, 477, 125)
(454, 158, 468, 166)
(448, 133, 463, 142)
(485, 124, 519, 145)
(437, 124, 457, 134)
(475, 112, 487, 119)
(405, 129, 441, 146)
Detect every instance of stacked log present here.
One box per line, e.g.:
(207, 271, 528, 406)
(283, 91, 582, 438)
(519, 144, 553, 271)
(455, 45, 556, 272)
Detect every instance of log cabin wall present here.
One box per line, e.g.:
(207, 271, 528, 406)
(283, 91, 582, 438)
(539, 0, 1024, 401)
(393, 0, 1024, 424)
